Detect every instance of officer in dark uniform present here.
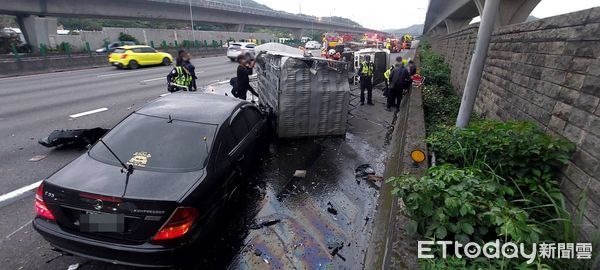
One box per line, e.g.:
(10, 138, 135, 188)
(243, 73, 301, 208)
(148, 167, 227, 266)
(359, 55, 374, 105)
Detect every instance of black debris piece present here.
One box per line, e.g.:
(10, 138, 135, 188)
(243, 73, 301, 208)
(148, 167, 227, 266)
(249, 219, 281, 230)
(39, 128, 108, 148)
(328, 240, 345, 260)
(326, 202, 338, 215)
(254, 249, 263, 256)
(355, 164, 376, 183)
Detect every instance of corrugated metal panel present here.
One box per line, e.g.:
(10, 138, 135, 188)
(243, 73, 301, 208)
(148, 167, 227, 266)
(256, 54, 350, 138)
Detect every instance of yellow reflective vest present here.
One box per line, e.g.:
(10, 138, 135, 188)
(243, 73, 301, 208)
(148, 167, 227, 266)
(360, 61, 373, 77)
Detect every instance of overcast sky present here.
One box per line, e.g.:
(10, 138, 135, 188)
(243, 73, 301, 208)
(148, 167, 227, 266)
(255, 0, 599, 30)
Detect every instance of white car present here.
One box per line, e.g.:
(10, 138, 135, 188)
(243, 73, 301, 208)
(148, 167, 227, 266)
(227, 42, 257, 61)
(305, 40, 322, 50)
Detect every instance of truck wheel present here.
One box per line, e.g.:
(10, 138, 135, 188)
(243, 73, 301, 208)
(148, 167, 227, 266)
(129, 60, 139, 69)
(162, 58, 171, 66)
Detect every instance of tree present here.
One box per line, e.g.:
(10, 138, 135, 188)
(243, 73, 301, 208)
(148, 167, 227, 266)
(118, 32, 139, 43)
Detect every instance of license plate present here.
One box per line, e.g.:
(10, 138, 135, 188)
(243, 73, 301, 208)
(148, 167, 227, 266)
(79, 212, 125, 233)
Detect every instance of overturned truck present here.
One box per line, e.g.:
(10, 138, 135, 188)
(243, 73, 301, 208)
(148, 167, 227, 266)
(255, 51, 351, 138)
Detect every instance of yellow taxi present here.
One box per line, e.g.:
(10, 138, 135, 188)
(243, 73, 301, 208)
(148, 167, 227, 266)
(109, 45, 173, 69)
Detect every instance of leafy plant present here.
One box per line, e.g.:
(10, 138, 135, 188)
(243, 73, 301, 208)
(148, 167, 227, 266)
(118, 32, 138, 44)
(388, 165, 542, 244)
(426, 121, 575, 185)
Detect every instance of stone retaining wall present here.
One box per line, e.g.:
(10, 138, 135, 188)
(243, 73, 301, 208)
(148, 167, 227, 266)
(429, 7, 600, 237)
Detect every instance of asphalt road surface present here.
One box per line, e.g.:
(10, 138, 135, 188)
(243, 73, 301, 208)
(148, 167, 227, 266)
(0, 47, 416, 269)
(0, 55, 239, 269)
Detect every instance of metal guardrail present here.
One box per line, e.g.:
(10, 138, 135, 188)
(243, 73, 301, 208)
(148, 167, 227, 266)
(148, 0, 362, 29)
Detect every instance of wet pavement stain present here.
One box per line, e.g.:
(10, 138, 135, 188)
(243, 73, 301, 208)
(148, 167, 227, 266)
(208, 119, 388, 270)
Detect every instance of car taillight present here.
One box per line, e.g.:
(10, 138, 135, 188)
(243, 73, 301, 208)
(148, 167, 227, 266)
(152, 207, 198, 241)
(35, 183, 55, 221)
(120, 54, 128, 59)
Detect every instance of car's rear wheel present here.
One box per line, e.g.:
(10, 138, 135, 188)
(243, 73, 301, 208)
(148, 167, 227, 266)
(229, 57, 236, 62)
(129, 60, 139, 69)
(162, 57, 171, 66)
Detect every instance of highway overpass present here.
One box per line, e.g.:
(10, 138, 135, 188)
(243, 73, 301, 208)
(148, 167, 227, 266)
(0, 0, 379, 49)
(423, 0, 540, 35)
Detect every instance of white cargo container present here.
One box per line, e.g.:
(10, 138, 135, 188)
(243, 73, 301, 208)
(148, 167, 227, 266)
(255, 52, 351, 138)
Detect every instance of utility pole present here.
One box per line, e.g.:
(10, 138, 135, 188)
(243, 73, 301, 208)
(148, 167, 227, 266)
(239, 0, 242, 8)
(189, 0, 195, 42)
(455, 0, 499, 128)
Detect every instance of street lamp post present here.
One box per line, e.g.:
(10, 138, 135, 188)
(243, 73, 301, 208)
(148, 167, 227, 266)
(189, 0, 195, 42)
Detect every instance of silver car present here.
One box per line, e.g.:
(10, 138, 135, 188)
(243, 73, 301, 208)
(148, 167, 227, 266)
(227, 42, 257, 61)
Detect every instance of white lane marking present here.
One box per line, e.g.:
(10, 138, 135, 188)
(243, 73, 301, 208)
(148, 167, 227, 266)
(0, 68, 109, 82)
(160, 93, 171, 97)
(0, 180, 42, 203)
(69, 107, 108, 118)
(97, 69, 150, 78)
(140, 77, 164, 83)
(6, 219, 32, 239)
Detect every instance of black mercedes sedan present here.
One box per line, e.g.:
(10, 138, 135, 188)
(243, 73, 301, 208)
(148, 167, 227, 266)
(33, 93, 267, 268)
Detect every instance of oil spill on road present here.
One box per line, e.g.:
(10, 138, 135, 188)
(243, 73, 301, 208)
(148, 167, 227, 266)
(188, 131, 386, 269)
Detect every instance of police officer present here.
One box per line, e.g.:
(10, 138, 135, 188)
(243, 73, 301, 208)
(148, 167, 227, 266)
(359, 55, 374, 105)
(387, 56, 409, 112)
(167, 50, 196, 92)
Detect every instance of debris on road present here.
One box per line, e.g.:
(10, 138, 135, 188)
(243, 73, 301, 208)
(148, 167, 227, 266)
(293, 170, 307, 178)
(67, 263, 79, 270)
(249, 218, 281, 230)
(355, 164, 376, 183)
(367, 175, 384, 182)
(326, 202, 338, 215)
(28, 155, 47, 162)
(254, 249, 263, 256)
(39, 128, 108, 148)
(327, 240, 346, 261)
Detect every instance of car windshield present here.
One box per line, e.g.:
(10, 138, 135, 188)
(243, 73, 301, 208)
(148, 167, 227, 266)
(89, 113, 217, 172)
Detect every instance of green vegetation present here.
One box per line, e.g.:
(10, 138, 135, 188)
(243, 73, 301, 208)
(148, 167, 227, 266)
(386, 41, 598, 269)
(118, 32, 139, 44)
(419, 42, 462, 133)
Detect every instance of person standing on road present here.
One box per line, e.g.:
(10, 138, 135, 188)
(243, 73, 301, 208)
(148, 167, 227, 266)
(235, 54, 259, 100)
(383, 57, 403, 97)
(180, 51, 197, 91)
(359, 55, 374, 106)
(387, 56, 410, 112)
(167, 50, 196, 92)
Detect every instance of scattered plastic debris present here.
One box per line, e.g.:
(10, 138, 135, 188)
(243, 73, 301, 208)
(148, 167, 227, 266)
(293, 170, 307, 178)
(28, 155, 47, 162)
(39, 128, 108, 148)
(355, 164, 376, 183)
(67, 263, 79, 270)
(249, 218, 281, 230)
(326, 202, 338, 215)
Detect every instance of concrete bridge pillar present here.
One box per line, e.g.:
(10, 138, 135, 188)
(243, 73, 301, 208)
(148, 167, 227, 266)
(292, 29, 305, 40)
(225, 24, 245, 32)
(474, 0, 541, 27)
(16, 15, 57, 50)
